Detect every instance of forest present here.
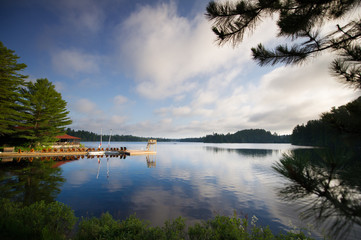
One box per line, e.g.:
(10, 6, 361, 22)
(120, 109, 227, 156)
(67, 128, 290, 143)
(65, 128, 175, 142)
(291, 96, 361, 148)
(181, 129, 290, 143)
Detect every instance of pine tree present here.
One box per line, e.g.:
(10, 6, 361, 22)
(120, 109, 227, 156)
(0, 41, 29, 144)
(206, 0, 361, 89)
(22, 78, 72, 146)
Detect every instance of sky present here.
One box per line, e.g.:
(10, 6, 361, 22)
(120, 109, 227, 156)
(1, 0, 360, 138)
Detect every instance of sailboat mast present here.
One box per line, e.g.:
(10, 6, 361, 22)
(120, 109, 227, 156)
(108, 129, 112, 148)
(99, 128, 102, 149)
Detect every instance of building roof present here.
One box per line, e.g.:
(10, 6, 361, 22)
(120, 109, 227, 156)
(55, 134, 81, 140)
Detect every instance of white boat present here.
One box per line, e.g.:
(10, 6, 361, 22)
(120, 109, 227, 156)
(87, 128, 106, 156)
(87, 129, 120, 156)
(104, 129, 120, 155)
(105, 150, 119, 155)
(87, 151, 105, 156)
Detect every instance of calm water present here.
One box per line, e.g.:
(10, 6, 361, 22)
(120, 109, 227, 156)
(1, 142, 360, 239)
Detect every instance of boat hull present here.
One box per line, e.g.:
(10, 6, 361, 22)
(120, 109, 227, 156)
(87, 151, 105, 156)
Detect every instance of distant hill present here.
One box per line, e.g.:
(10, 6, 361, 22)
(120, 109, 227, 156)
(66, 128, 290, 143)
(181, 129, 290, 143)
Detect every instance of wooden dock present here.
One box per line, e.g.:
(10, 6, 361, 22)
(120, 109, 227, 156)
(125, 150, 156, 156)
(0, 151, 88, 158)
(0, 140, 157, 159)
(0, 150, 156, 158)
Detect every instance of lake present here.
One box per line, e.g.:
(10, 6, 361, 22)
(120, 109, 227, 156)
(1, 142, 360, 239)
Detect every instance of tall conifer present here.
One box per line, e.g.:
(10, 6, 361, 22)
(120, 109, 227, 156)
(22, 79, 72, 145)
(0, 41, 29, 144)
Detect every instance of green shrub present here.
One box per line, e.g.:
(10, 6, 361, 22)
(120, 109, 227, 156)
(188, 214, 314, 240)
(0, 198, 76, 240)
(162, 217, 187, 240)
(0, 198, 315, 240)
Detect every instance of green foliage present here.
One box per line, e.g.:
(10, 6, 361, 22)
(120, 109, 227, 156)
(291, 97, 361, 147)
(0, 41, 29, 144)
(0, 198, 315, 240)
(21, 78, 72, 146)
(162, 217, 187, 240)
(76, 213, 186, 240)
(273, 148, 361, 238)
(202, 129, 290, 143)
(188, 213, 312, 240)
(77, 212, 313, 240)
(206, 0, 361, 89)
(0, 42, 72, 147)
(0, 198, 76, 240)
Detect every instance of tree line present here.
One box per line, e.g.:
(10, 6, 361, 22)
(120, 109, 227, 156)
(206, 0, 361, 148)
(65, 128, 175, 142)
(0, 42, 72, 147)
(291, 97, 361, 147)
(68, 128, 291, 143)
(181, 129, 290, 143)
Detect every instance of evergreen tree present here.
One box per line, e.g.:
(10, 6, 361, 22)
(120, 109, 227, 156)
(22, 79, 72, 146)
(0, 41, 29, 144)
(291, 97, 361, 147)
(206, 0, 361, 89)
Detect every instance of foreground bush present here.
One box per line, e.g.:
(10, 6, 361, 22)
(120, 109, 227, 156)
(0, 199, 314, 240)
(0, 199, 76, 240)
(77, 212, 314, 240)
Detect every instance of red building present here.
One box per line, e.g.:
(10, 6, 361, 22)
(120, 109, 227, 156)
(54, 134, 81, 147)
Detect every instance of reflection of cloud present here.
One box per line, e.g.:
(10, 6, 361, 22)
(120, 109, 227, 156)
(58, 144, 315, 234)
(66, 169, 91, 187)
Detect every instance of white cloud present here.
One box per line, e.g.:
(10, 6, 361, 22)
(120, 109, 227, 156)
(128, 52, 359, 138)
(116, 2, 278, 100)
(113, 95, 128, 105)
(61, 1, 359, 137)
(54, 81, 65, 92)
(52, 49, 100, 77)
(73, 98, 99, 114)
(110, 115, 127, 125)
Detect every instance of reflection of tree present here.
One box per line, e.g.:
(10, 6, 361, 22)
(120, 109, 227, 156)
(204, 146, 273, 157)
(0, 158, 65, 206)
(273, 148, 361, 239)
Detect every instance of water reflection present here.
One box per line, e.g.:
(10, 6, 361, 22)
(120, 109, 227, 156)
(273, 148, 361, 239)
(204, 146, 273, 157)
(0, 158, 66, 205)
(146, 155, 156, 168)
(4, 143, 356, 239)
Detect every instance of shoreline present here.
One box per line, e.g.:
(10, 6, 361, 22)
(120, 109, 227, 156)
(0, 150, 156, 158)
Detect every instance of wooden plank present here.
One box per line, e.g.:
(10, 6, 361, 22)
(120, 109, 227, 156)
(1, 139, 158, 158)
(0, 151, 87, 157)
(125, 150, 157, 156)
(1, 150, 156, 157)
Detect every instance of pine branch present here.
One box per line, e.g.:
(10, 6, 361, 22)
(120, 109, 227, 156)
(252, 44, 311, 66)
(206, 1, 267, 46)
(331, 58, 361, 89)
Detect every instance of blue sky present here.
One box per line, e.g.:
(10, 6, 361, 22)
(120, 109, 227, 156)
(1, 0, 359, 138)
